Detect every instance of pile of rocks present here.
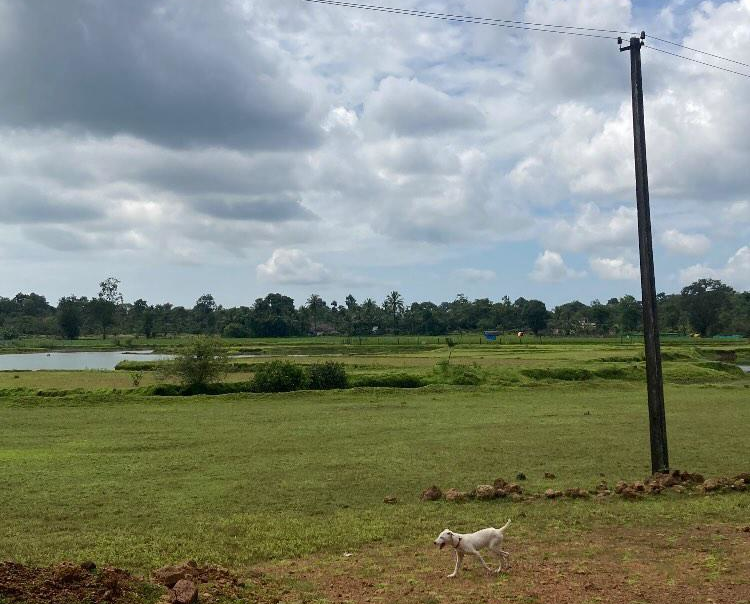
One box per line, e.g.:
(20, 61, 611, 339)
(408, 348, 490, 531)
(613, 470, 748, 499)
(420, 470, 749, 504)
(420, 478, 526, 503)
(544, 487, 590, 499)
(153, 560, 239, 604)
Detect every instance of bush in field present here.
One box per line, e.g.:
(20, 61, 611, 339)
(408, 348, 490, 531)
(129, 371, 145, 387)
(306, 361, 348, 390)
(448, 365, 484, 386)
(350, 373, 424, 388)
(252, 360, 306, 393)
(434, 360, 485, 385)
(165, 337, 228, 388)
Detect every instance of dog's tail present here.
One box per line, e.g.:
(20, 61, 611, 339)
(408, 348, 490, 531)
(499, 519, 511, 532)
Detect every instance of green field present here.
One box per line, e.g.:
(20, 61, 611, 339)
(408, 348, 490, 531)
(1, 339, 749, 603)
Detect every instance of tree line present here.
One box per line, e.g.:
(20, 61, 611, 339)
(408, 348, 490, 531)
(0, 277, 748, 340)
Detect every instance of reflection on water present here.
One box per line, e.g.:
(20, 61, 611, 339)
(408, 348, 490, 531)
(0, 351, 173, 371)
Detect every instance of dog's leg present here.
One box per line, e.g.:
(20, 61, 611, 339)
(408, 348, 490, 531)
(490, 545, 510, 573)
(499, 551, 511, 571)
(448, 551, 464, 578)
(491, 548, 503, 573)
(467, 547, 493, 574)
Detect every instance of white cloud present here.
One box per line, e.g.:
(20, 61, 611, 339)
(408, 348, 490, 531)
(256, 248, 331, 285)
(362, 77, 485, 137)
(530, 250, 585, 283)
(545, 203, 637, 253)
(660, 229, 711, 256)
(679, 246, 750, 289)
(1, 0, 750, 306)
(454, 268, 497, 282)
(727, 201, 750, 223)
(590, 257, 640, 280)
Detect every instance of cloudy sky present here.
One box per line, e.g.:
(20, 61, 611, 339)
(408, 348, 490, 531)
(1, 0, 749, 308)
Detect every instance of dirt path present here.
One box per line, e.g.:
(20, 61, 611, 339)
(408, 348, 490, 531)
(260, 525, 750, 604)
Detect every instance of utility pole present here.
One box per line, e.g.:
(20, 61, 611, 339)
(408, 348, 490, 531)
(620, 33, 669, 474)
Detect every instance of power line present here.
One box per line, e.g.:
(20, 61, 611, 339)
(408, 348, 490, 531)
(649, 35, 750, 70)
(302, 0, 630, 40)
(304, 0, 750, 79)
(648, 45, 750, 79)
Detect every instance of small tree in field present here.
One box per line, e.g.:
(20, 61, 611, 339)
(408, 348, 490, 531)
(166, 337, 228, 389)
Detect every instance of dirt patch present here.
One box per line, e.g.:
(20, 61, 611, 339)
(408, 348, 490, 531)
(0, 561, 151, 604)
(0, 560, 283, 604)
(258, 525, 750, 604)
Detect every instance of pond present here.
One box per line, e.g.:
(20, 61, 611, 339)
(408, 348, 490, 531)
(0, 351, 173, 371)
(740, 365, 750, 374)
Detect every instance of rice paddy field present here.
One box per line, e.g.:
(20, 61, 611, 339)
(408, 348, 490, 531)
(1, 336, 749, 603)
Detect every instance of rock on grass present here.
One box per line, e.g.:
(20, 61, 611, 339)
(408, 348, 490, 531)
(420, 486, 442, 501)
(475, 485, 495, 500)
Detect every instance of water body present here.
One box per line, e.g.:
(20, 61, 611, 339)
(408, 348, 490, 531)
(0, 351, 173, 371)
(740, 365, 750, 374)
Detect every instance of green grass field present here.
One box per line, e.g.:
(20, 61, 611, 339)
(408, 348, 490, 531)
(1, 339, 749, 603)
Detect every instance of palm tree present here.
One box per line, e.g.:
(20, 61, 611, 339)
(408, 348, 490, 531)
(306, 294, 324, 333)
(361, 298, 378, 334)
(383, 290, 404, 334)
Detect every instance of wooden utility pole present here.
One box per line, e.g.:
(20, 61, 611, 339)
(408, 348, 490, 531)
(620, 33, 669, 474)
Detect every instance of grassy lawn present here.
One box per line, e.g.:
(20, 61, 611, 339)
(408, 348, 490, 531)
(2, 383, 749, 568)
(1, 340, 749, 603)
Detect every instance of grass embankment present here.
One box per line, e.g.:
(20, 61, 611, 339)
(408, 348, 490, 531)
(2, 341, 746, 395)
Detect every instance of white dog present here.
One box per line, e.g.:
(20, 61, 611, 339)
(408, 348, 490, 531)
(433, 519, 511, 577)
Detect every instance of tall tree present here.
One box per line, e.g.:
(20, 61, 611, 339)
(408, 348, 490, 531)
(306, 294, 325, 333)
(361, 298, 379, 334)
(680, 279, 735, 336)
(383, 291, 404, 334)
(90, 277, 123, 338)
(57, 296, 83, 340)
(617, 295, 642, 334)
(523, 300, 549, 335)
(193, 294, 218, 334)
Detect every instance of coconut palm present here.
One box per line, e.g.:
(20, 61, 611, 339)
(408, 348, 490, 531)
(383, 290, 404, 334)
(306, 294, 324, 333)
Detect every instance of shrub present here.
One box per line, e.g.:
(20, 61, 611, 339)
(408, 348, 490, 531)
(129, 371, 144, 387)
(163, 337, 229, 388)
(449, 366, 484, 386)
(252, 360, 306, 393)
(434, 361, 484, 385)
(146, 383, 183, 396)
(306, 361, 348, 390)
(350, 373, 424, 388)
(1, 328, 19, 340)
(144, 381, 255, 396)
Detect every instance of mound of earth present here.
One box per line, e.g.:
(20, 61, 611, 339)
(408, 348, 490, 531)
(0, 560, 253, 604)
(0, 561, 144, 604)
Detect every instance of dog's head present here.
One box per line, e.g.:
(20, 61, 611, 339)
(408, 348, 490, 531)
(433, 529, 456, 550)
